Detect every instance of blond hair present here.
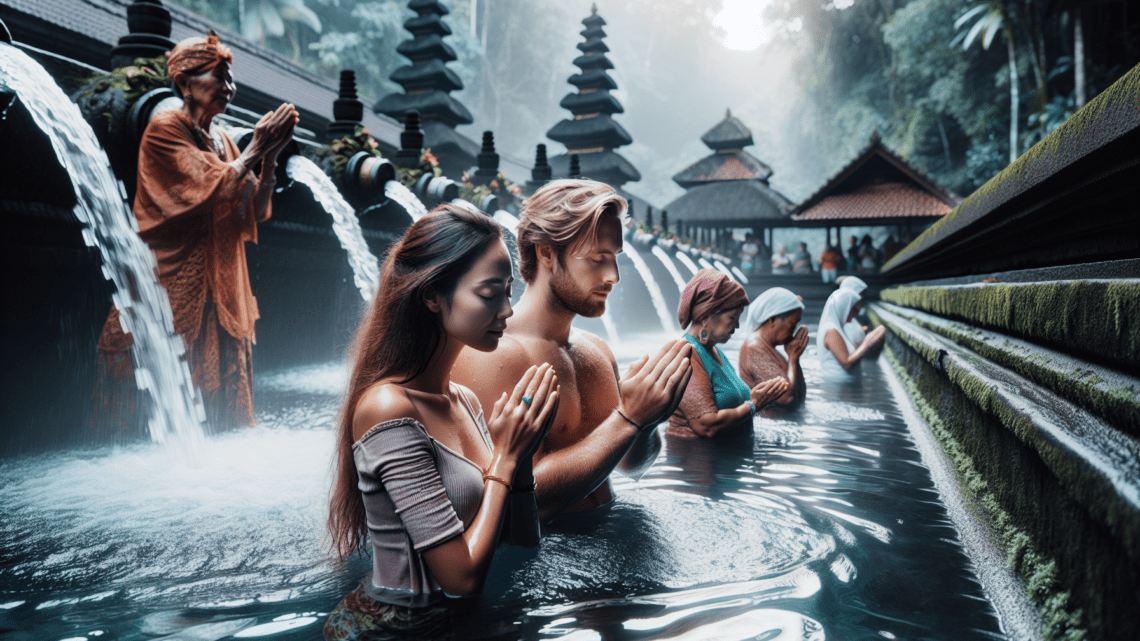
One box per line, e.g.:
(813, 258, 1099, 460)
(516, 179, 627, 282)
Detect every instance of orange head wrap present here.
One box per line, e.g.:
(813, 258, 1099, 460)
(166, 30, 233, 83)
(677, 268, 749, 329)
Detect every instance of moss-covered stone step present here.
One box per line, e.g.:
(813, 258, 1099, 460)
(870, 303, 1140, 567)
(879, 279, 1140, 370)
(875, 301, 1140, 438)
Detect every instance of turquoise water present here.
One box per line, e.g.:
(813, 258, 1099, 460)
(0, 332, 1004, 640)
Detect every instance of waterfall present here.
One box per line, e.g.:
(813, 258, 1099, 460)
(730, 266, 750, 284)
(492, 209, 520, 237)
(625, 246, 677, 333)
(651, 245, 688, 293)
(0, 45, 205, 448)
(285, 156, 379, 301)
(713, 259, 740, 284)
(697, 257, 716, 271)
(674, 251, 700, 276)
(384, 180, 429, 222)
(601, 309, 621, 348)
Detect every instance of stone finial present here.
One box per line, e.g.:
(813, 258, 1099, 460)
(870, 126, 881, 145)
(395, 109, 424, 166)
(110, 0, 176, 68)
(474, 130, 499, 185)
(569, 154, 581, 178)
(726, 107, 732, 119)
(591, 3, 598, 15)
(328, 69, 365, 138)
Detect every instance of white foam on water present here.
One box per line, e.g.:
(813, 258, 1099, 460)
(0, 45, 204, 451)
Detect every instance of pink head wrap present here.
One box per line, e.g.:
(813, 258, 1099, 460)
(166, 30, 233, 82)
(677, 268, 749, 329)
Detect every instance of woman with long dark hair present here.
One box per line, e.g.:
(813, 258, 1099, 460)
(325, 204, 559, 640)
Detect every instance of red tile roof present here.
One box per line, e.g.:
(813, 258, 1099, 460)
(793, 182, 951, 222)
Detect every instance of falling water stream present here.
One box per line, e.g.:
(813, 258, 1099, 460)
(651, 245, 688, 293)
(285, 156, 380, 301)
(384, 179, 429, 222)
(624, 246, 677, 333)
(0, 44, 205, 449)
(674, 251, 700, 276)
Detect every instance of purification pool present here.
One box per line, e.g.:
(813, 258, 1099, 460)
(0, 330, 1005, 641)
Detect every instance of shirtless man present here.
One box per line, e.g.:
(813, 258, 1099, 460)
(453, 180, 693, 520)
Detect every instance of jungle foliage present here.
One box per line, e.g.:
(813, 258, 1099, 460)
(162, 0, 1138, 201)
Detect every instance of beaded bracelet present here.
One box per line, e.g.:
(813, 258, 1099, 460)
(746, 400, 759, 416)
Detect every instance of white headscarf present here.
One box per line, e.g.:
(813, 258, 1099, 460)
(817, 289, 861, 356)
(745, 287, 804, 334)
(839, 276, 867, 295)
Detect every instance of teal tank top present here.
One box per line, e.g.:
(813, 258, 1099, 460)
(683, 333, 751, 410)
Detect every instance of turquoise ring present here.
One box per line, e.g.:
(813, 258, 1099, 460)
(522, 396, 533, 404)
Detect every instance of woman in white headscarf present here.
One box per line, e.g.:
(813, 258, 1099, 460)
(838, 276, 869, 345)
(818, 288, 885, 377)
(740, 288, 809, 411)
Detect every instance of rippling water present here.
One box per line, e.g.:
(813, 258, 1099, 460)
(0, 332, 1003, 640)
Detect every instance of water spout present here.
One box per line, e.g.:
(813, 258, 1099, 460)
(384, 180, 429, 222)
(0, 44, 205, 449)
(675, 251, 700, 276)
(713, 259, 740, 283)
(492, 209, 520, 237)
(625, 246, 677, 333)
(601, 309, 621, 348)
(651, 245, 688, 293)
(285, 156, 380, 301)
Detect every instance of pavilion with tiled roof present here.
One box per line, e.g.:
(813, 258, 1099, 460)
(791, 129, 959, 245)
(662, 109, 793, 251)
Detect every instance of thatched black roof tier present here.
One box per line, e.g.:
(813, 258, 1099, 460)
(548, 114, 633, 149)
(673, 150, 773, 188)
(376, 0, 471, 128)
(701, 110, 753, 150)
(548, 150, 641, 186)
(397, 34, 457, 62)
(560, 91, 623, 115)
(374, 90, 473, 128)
(663, 180, 794, 226)
(577, 39, 608, 54)
(573, 53, 614, 71)
(568, 69, 618, 91)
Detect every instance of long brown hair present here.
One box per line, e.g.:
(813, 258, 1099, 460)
(328, 204, 503, 558)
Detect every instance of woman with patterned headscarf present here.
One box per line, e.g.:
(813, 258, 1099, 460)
(95, 31, 298, 429)
(668, 269, 789, 438)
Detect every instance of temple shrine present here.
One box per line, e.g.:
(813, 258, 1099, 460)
(545, 4, 640, 190)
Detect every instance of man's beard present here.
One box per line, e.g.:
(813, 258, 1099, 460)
(550, 267, 608, 318)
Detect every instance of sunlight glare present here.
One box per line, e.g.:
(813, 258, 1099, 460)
(713, 0, 774, 51)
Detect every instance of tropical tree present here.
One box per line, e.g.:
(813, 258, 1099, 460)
(240, 0, 322, 61)
(953, 1, 1019, 163)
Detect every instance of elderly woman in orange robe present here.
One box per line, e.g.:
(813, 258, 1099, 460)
(95, 31, 298, 429)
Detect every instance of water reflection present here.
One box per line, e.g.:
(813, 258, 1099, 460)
(0, 331, 1004, 640)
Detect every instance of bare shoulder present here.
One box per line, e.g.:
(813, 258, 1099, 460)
(352, 382, 418, 441)
(570, 328, 618, 369)
(455, 335, 535, 387)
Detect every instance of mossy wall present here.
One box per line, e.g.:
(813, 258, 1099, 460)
(878, 302, 1140, 438)
(879, 324, 1140, 641)
(880, 281, 1140, 370)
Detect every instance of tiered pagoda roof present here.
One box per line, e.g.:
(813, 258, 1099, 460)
(664, 110, 792, 226)
(791, 129, 959, 227)
(374, 0, 473, 128)
(546, 5, 640, 188)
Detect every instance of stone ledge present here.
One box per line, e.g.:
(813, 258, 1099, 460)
(879, 279, 1140, 370)
(870, 303, 1140, 567)
(876, 301, 1140, 437)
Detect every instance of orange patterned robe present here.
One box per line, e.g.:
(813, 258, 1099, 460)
(95, 108, 269, 430)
